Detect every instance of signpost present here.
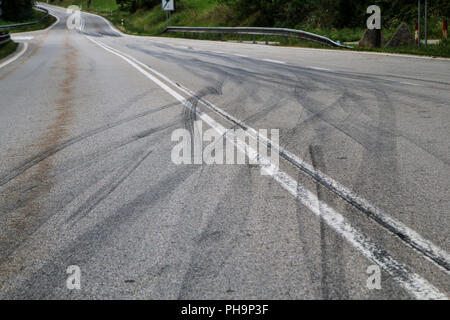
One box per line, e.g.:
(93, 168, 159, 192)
(162, 0, 175, 11)
(162, 0, 175, 27)
(417, 0, 429, 47)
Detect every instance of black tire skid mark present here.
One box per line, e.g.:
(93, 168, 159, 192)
(0, 120, 180, 263)
(0, 101, 179, 188)
(1, 166, 199, 299)
(63, 120, 182, 223)
(64, 148, 154, 223)
(176, 165, 254, 299)
(348, 86, 406, 297)
(309, 144, 349, 300)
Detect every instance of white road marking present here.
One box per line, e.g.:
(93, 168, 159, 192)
(262, 58, 286, 64)
(93, 35, 450, 273)
(308, 66, 332, 71)
(174, 85, 450, 274)
(234, 54, 249, 58)
(88, 34, 450, 274)
(382, 78, 425, 87)
(86, 36, 448, 300)
(0, 42, 28, 70)
(42, 11, 60, 32)
(10, 36, 34, 41)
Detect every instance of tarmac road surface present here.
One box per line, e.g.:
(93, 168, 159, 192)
(0, 4, 448, 299)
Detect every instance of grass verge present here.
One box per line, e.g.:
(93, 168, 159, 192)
(48, 0, 450, 58)
(353, 39, 450, 58)
(0, 41, 19, 60)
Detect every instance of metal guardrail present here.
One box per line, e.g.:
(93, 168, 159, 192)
(0, 31, 11, 46)
(165, 26, 351, 49)
(0, 6, 49, 30)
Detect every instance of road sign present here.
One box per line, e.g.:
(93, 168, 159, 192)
(162, 0, 175, 11)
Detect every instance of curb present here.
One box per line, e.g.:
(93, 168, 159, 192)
(0, 42, 28, 69)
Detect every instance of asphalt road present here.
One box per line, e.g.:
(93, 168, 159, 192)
(0, 4, 448, 299)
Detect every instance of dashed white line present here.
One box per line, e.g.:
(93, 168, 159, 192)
(383, 78, 425, 87)
(308, 66, 332, 71)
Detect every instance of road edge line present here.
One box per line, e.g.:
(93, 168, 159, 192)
(0, 42, 28, 70)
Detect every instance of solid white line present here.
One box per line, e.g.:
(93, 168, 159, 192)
(42, 12, 60, 32)
(88, 36, 450, 274)
(234, 54, 249, 58)
(262, 58, 286, 64)
(11, 36, 34, 41)
(0, 42, 28, 69)
(175, 91, 449, 273)
(86, 35, 447, 300)
(90, 37, 450, 274)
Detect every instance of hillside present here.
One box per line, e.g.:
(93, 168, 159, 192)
(49, 0, 448, 41)
(46, 0, 450, 57)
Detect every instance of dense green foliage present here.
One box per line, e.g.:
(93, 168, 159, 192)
(0, 40, 18, 60)
(110, 0, 449, 30)
(1, 0, 34, 21)
(48, 0, 450, 56)
(219, 0, 449, 29)
(117, 0, 160, 12)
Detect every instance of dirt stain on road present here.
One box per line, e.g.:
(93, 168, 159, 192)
(0, 34, 78, 281)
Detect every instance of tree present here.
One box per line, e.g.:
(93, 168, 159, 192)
(1, 0, 34, 21)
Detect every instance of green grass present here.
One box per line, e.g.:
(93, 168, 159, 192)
(49, 0, 450, 57)
(0, 41, 19, 60)
(353, 39, 450, 58)
(0, 9, 57, 33)
(51, 0, 241, 35)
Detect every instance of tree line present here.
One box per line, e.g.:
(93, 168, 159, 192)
(1, 0, 35, 21)
(3, 0, 449, 27)
(117, 0, 449, 29)
(220, 0, 449, 28)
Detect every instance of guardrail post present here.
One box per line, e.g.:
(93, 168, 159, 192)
(239, 34, 242, 42)
(265, 35, 268, 45)
(221, 33, 225, 41)
(252, 34, 256, 44)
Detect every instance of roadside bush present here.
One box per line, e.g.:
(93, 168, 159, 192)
(1, 0, 34, 21)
